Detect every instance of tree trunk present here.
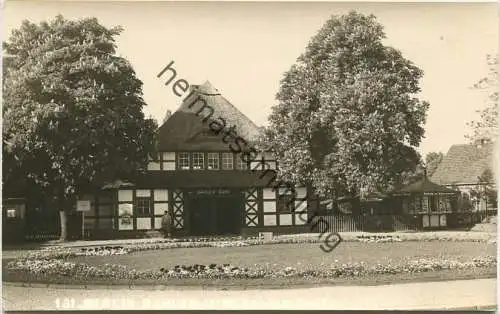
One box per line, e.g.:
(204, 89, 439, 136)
(57, 195, 71, 242)
(59, 210, 68, 242)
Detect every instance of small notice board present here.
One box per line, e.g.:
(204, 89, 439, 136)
(76, 200, 91, 212)
(77, 200, 91, 240)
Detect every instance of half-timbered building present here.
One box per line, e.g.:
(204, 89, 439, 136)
(79, 81, 313, 238)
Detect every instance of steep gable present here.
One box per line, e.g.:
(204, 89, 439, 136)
(157, 81, 261, 151)
(430, 142, 494, 185)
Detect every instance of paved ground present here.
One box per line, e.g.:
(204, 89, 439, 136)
(2, 278, 497, 310)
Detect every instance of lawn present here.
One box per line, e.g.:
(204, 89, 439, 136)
(74, 241, 496, 272)
(3, 240, 496, 289)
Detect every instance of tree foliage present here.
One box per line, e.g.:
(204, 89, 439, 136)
(3, 15, 158, 238)
(467, 55, 498, 142)
(260, 11, 429, 198)
(425, 151, 443, 178)
(469, 169, 497, 209)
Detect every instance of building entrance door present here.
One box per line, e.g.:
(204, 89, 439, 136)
(187, 190, 244, 236)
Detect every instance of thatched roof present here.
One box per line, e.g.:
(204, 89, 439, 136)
(157, 81, 261, 151)
(392, 177, 458, 196)
(431, 142, 494, 185)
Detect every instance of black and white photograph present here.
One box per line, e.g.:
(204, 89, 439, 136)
(1, 0, 498, 311)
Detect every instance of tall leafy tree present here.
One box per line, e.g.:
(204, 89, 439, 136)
(260, 11, 429, 199)
(3, 15, 158, 241)
(467, 55, 498, 142)
(425, 151, 443, 178)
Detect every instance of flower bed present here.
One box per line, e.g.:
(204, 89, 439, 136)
(76, 246, 129, 256)
(6, 256, 496, 281)
(6, 238, 496, 286)
(25, 232, 495, 259)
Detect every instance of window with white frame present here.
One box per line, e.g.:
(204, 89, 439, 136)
(236, 156, 248, 170)
(222, 153, 234, 170)
(192, 152, 204, 170)
(207, 153, 220, 170)
(135, 197, 151, 217)
(178, 152, 190, 170)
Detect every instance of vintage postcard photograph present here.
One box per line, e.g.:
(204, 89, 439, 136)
(1, 0, 498, 311)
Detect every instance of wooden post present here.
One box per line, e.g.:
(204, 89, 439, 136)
(82, 211, 85, 240)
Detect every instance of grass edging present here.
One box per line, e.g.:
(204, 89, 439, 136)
(2, 267, 496, 290)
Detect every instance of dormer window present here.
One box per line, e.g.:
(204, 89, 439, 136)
(222, 153, 234, 170)
(207, 153, 220, 170)
(178, 152, 190, 170)
(192, 152, 204, 170)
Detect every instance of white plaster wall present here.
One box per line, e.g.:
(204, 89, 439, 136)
(263, 215, 276, 226)
(136, 189, 150, 198)
(163, 161, 176, 170)
(154, 217, 163, 229)
(163, 152, 176, 160)
(279, 214, 292, 226)
(118, 190, 133, 202)
(136, 217, 152, 230)
(154, 203, 168, 216)
(263, 188, 275, 199)
(263, 201, 276, 213)
(154, 189, 169, 202)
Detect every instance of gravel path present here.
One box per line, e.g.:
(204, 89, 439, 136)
(2, 278, 497, 310)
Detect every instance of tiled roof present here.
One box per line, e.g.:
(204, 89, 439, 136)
(430, 142, 494, 185)
(157, 81, 261, 151)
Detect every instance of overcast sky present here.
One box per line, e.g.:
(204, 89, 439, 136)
(2, 1, 498, 157)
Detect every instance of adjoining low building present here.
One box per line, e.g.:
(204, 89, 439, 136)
(391, 173, 460, 229)
(430, 140, 497, 212)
